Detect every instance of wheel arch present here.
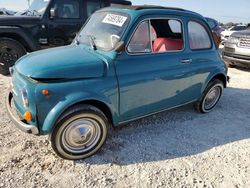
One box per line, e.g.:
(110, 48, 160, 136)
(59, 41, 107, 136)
(0, 26, 40, 52)
(61, 99, 114, 126)
(209, 73, 227, 88)
(41, 95, 118, 135)
(0, 33, 30, 52)
(202, 72, 227, 94)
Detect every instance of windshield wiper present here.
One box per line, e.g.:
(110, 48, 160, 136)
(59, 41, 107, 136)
(76, 34, 81, 45)
(87, 35, 97, 50)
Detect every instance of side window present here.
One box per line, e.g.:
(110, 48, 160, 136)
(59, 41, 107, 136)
(54, 0, 80, 19)
(188, 21, 212, 50)
(168, 20, 182, 33)
(127, 21, 151, 53)
(86, 0, 101, 17)
(151, 19, 184, 52)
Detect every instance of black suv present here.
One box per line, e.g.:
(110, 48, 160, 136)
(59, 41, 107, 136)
(0, 0, 131, 75)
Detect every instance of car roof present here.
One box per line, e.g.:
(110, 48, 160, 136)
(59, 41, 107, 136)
(110, 5, 186, 11)
(99, 5, 204, 20)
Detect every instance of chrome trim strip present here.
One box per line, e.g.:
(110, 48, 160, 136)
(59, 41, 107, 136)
(223, 55, 250, 64)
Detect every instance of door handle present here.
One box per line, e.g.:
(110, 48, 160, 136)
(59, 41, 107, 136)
(181, 59, 192, 64)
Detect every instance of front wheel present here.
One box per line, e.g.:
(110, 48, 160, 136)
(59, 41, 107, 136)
(0, 38, 26, 75)
(194, 79, 224, 113)
(50, 105, 108, 160)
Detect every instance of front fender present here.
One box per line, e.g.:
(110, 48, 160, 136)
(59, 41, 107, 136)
(0, 26, 40, 51)
(40, 91, 118, 135)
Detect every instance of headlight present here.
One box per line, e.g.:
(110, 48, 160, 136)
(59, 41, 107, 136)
(227, 37, 239, 44)
(21, 88, 29, 108)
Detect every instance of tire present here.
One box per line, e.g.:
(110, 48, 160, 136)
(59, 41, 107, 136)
(50, 105, 108, 160)
(228, 63, 236, 68)
(194, 79, 224, 113)
(0, 38, 26, 75)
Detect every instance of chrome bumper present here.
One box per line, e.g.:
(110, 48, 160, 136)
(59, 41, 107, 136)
(6, 92, 39, 135)
(223, 55, 250, 65)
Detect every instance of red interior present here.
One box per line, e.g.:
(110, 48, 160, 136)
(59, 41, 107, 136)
(153, 38, 183, 52)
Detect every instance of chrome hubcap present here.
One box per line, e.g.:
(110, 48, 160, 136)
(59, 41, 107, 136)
(204, 86, 221, 110)
(62, 118, 101, 154)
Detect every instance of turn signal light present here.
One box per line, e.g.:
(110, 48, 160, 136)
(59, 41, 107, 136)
(42, 89, 49, 95)
(23, 111, 32, 122)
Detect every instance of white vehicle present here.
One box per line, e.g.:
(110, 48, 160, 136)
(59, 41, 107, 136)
(221, 25, 246, 44)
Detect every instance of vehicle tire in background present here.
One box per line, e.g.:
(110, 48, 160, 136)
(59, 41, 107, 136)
(227, 63, 236, 68)
(0, 38, 26, 75)
(50, 105, 108, 160)
(194, 79, 224, 113)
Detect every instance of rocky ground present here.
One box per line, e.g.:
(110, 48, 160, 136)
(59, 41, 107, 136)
(0, 67, 250, 188)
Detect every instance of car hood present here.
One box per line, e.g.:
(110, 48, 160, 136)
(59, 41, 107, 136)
(15, 45, 108, 80)
(221, 30, 235, 36)
(0, 15, 40, 25)
(231, 30, 250, 38)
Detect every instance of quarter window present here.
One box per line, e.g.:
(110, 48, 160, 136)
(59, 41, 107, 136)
(188, 21, 212, 50)
(127, 21, 151, 53)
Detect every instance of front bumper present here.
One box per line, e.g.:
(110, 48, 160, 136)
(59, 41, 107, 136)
(223, 53, 250, 66)
(6, 91, 39, 135)
(222, 43, 250, 66)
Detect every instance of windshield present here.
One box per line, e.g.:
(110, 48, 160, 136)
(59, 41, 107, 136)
(78, 11, 130, 51)
(247, 24, 250, 30)
(16, 0, 50, 16)
(30, 0, 50, 14)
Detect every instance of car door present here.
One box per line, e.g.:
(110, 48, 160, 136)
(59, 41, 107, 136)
(184, 19, 219, 99)
(47, 0, 83, 47)
(115, 17, 197, 122)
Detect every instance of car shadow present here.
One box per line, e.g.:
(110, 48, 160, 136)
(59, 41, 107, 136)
(75, 87, 250, 166)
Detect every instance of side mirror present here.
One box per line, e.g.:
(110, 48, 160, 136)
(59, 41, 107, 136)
(114, 41, 125, 53)
(50, 8, 57, 19)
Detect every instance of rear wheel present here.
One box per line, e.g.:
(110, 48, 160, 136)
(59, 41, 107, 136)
(0, 38, 26, 75)
(50, 105, 108, 160)
(194, 79, 224, 113)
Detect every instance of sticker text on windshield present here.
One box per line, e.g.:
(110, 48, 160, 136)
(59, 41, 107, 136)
(102, 14, 127, 27)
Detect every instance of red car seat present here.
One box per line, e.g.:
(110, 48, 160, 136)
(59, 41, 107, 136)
(153, 38, 183, 52)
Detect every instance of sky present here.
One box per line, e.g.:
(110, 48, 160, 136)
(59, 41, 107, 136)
(0, 0, 249, 24)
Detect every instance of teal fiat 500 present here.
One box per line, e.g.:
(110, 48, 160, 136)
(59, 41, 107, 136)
(7, 5, 228, 160)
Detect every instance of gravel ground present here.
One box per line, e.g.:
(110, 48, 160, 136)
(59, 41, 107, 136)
(0, 67, 250, 188)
